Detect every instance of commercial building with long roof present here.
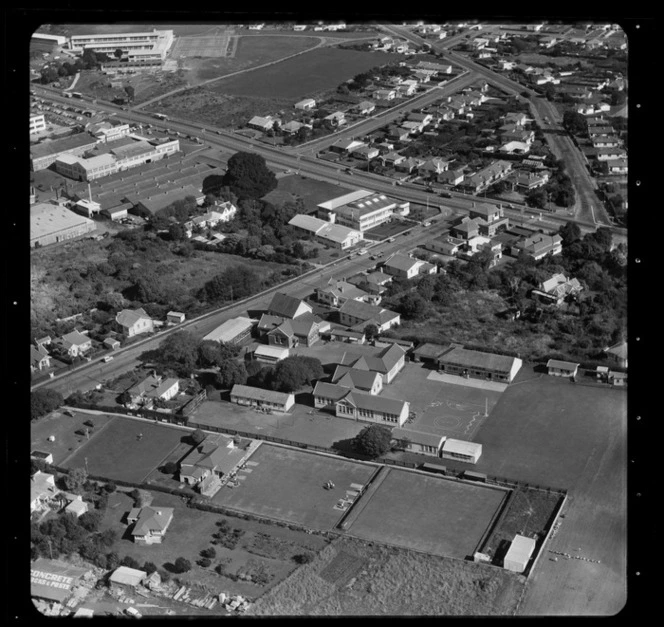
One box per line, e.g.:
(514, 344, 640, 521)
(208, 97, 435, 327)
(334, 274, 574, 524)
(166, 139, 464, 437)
(30, 202, 96, 248)
(437, 347, 522, 383)
(31, 132, 99, 171)
(316, 189, 410, 232)
(203, 317, 255, 345)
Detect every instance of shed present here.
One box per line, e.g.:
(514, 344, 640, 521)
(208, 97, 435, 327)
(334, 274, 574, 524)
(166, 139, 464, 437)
(253, 344, 290, 364)
(441, 439, 482, 464)
(109, 566, 146, 590)
(546, 359, 579, 377)
(503, 534, 537, 573)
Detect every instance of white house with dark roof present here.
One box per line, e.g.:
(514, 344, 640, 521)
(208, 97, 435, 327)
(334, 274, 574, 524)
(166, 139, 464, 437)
(338, 300, 401, 333)
(58, 330, 92, 358)
(315, 278, 376, 308)
(294, 98, 316, 110)
(31, 344, 51, 372)
(127, 375, 179, 406)
(382, 253, 437, 280)
(546, 359, 579, 378)
(357, 101, 376, 115)
(115, 308, 154, 337)
(247, 115, 279, 131)
(127, 506, 174, 544)
(31, 471, 60, 514)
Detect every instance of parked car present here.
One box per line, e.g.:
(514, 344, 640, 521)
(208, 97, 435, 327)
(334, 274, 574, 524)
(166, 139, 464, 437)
(440, 191, 452, 198)
(125, 607, 142, 618)
(102, 355, 114, 363)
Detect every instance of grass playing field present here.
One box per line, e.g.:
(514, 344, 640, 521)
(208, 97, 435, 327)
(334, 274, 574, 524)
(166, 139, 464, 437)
(61, 416, 186, 483)
(346, 468, 509, 559)
(213, 444, 377, 530)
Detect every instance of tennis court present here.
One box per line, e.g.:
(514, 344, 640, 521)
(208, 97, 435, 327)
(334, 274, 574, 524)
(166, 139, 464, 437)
(346, 467, 509, 559)
(213, 444, 377, 530)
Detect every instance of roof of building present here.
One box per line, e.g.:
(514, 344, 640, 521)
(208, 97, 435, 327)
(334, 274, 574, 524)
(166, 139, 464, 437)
(383, 253, 419, 272)
(230, 384, 294, 405)
(317, 279, 368, 302)
(442, 438, 482, 456)
(116, 307, 151, 329)
(203, 317, 254, 343)
(30, 344, 50, 364)
(254, 344, 290, 360)
(267, 292, 312, 319)
(131, 506, 174, 537)
(341, 390, 407, 415)
(313, 381, 353, 401)
(438, 346, 519, 374)
(30, 133, 98, 160)
(61, 330, 91, 348)
(318, 189, 374, 211)
(546, 359, 579, 370)
(31, 558, 90, 603)
(288, 213, 328, 234)
(339, 299, 391, 322)
(109, 566, 147, 587)
(413, 342, 450, 359)
(331, 366, 382, 390)
(392, 428, 446, 448)
(270, 317, 319, 339)
(145, 377, 179, 399)
(30, 203, 96, 243)
(180, 434, 247, 476)
(316, 222, 361, 244)
(604, 341, 627, 360)
(505, 534, 537, 563)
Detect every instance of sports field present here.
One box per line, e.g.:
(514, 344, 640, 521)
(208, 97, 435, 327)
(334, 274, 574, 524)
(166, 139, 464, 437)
(171, 34, 235, 58)
(214, 444, 377, 530)
(347, 468, 508, 559)
(61, 416, 185, 483)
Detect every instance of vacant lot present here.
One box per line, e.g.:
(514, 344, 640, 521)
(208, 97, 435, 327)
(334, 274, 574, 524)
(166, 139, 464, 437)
(347, 468, 508, 559)
(207, 46, 401, 100)
(214, 444, 377, 530)
(61, 416, 185, 483)
(251, 535, 525, 615)
(471, 374, 626, 615)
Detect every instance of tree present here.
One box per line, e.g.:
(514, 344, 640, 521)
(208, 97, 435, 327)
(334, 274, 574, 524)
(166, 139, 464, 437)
(364, 323, 380, 342)
(121, 555, 141, 569)
(562, 111, 588, 136)
(124, 85, 135, 101)
(161, 461, 178, 475)
(79, 511, 102, 533)
(201, 547, 217, 559)
(64, 467, 88, 494)
(271, 356, 324, 392)
(215, 360, 248, 390)
(114, 48, 124, 60)
(173, 557, 192, 573)
(168, 222, 188, 242)
(559, 222, 582, 246)
(149, 330, 199, 377)
(31, 388, 64, 420)
(191, 429, 206, 445)
(352, 424, 393, 458)
(397, 293, 430, 320)
(143, 561, 158, 574)
(223, 152, 277, 200)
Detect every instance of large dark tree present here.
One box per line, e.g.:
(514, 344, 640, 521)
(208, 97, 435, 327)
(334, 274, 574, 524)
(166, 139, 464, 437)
(270, 356, 324, 392)
(31, 388, 64, 421)
(149, 331, 199, 377)
(223, 152, 277, 200)
(215, 361, 248, 390)
(352, 424, 393, 458)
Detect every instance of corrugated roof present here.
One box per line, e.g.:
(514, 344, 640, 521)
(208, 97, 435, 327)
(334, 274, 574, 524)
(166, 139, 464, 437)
(231, 384, 294, 404)
(442, 438, 482, 456)
(203, 317, 254, 343)
(342, 390, 408, 415)
(438, 347, 519, 374)
(392, 428, 445, 448)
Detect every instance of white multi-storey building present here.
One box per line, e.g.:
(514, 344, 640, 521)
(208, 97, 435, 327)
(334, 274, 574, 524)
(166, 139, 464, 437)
(67, 29, 174, 63)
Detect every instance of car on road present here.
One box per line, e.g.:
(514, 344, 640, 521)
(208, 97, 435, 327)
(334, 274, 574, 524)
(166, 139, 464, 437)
(357, 248, 368, 256)
(102, 355, 114, 363)
(440, 191, 452, 198)
(387, 237, 396, 243)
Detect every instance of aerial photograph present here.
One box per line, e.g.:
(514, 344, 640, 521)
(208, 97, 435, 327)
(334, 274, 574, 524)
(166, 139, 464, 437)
(26, 16, 634, 618)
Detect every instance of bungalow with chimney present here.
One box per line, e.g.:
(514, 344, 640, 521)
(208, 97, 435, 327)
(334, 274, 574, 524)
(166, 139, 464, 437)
(126, 375, 180, 407)
(315, 278, 376, 308)
(115, 308, 154, 338)
(532, 273, 583, 305)
(382, 253, 437, 280)
(31, 343, 51, 372)
(127, 506, 174, 544)
(267, 292, 313, 319)
(58, 330, 92, 358)
(267, 316, 323, 348)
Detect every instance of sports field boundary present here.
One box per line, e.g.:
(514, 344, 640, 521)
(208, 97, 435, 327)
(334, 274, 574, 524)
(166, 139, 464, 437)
(336, 465, 390, 531)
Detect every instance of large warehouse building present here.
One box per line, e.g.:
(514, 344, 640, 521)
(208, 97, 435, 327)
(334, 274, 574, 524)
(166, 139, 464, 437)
(317, 189, 410, 232)
(30, 202, 96, 248)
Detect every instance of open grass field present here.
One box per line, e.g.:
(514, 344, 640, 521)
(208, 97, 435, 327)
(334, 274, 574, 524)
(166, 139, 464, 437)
(30, 409, 115, 465)
(207, 46, 401, 100)
(170, 34, 234, 59)
(262, 174, 355, 212)
(470, 373, 626, 615)
(61, 416, 185, 483)
(251, 535, 525, 615)
(347, 468, 508, 559)
(381, 362, 503, 440)
(213, 444, 377, 530)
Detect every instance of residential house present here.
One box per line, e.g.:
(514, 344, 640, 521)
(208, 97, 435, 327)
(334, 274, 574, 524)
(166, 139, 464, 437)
(115, 308, 154, 338)
(338, 300, 401, 333)
(533, 273, 583, 305)
(438, 167, 465, 186)
(338, 343, 406, 384)
(331, 139, 366, 154)
(396, 83, 417, 97)
(294, 98, 316, 111)
(511, 170, 550, 191)
(604, 341, 627, 368)
(357, 101, 376, 115)
(103, 337, 120, 350)
(401, 120, 427, 134)
(511, 233, 563, 260)
(462, 161, 513, 193)
(592, 135, 622, 149)
(425, 234, 465, 256)
(396, 157, 425, 174)
(382, 253, 437, 280)
(335, 390, 409, 426)
(247, 115, 279, 132)
(606, 158, 628, 174)
(281, 120, 310, 135)
(31, 471, 60, 514)
(387, 126, 411, 142)
(354, 145, 380, 161)
(179, 433, 252, 489)
(380, 151, 406, 168)
(546, 359, 579, 378)
(437, 347, 523, 383)
(326, 328, 366, 344)
(58, 330, 92, 358)
(315, 278, 375, 308)
(31, 344, 51, 372)
(324, 111, 347, 126)
(596, 147, 627, 162)
(127, 375, 180, 406)
(267, 292, 313, 319)
(374, 89, 397, 101)
(392, 428, 446, 457)
(127, 506, 174, 544)
(62, 494, 89, 518)
(412, 70, 431, 83)
(230, 384, 295, 412)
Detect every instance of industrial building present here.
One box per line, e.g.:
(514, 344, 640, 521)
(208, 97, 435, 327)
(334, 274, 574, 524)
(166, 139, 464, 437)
(203, 317, 255, 345)
(30, 114, 47, 134)
(31, 133, 99, 171)
(288, 214, 363, 250)
(316, 190, 410, 232)
(30, 202, 96, 248)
